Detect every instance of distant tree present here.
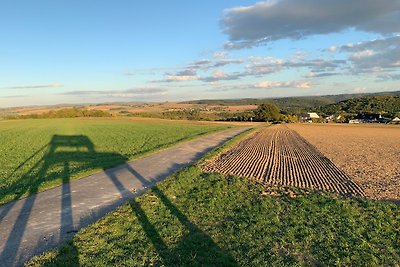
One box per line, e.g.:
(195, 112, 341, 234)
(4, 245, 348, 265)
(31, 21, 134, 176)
(316, 96, 400, 116)
(282, 114, 298, 123)
(254, 103, 281, 122)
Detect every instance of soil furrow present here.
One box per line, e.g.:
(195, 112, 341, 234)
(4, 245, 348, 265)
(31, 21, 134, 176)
(201, 125, 365, 196)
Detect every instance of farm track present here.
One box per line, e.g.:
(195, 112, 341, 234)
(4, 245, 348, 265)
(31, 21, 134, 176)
(0, 127, 251, 267)
(202, 125, 365, 196)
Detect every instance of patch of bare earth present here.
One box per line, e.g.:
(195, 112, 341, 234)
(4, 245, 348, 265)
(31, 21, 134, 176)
(225, 105, 258, 112)
(201, 125, 364, 196)
(287, 123, 400, 202)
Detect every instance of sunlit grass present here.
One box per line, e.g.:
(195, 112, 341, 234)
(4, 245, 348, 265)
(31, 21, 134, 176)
(27, 151, 400, 266)
(0, 117, 229, 204)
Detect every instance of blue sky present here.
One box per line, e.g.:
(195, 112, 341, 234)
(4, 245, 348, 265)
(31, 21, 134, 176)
(1, 0, 400, 107)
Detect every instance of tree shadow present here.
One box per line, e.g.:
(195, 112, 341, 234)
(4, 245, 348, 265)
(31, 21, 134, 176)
(0, 135, 128, 266)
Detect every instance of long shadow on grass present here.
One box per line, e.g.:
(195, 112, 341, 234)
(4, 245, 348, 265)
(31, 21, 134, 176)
(106, 165, 238, 266)
(1, 129, 243, 266)
(0, 135, 128, 266)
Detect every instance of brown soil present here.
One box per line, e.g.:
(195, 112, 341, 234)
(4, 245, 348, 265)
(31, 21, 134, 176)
(225, 105, 258, 112)
(202, 125, 365, 196)
(287, 123, 400, 201)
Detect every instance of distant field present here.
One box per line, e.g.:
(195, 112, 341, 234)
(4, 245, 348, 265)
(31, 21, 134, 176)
(0, 118, 229, 204)
(0, 102, 257, 117)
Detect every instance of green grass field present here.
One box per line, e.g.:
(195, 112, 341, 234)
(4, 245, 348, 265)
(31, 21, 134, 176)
(27, 132, 400, 267)
(0, 118, 229, 205)
(27, 168, 400, 267)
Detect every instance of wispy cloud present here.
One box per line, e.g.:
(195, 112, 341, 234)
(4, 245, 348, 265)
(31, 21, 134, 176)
(5, 84, 64, 89)
(306, 72, 340, 78)
(200, 69, 243, 82)
(376, 73, 400, 81)
(164, 69, 199, 82)
(254, 80, 311, 89)
(60, 90, 105, 95)
(213, 51, 228, 58)
(60, 87, 167, 98)
(213, 59, 244, 67)
(1, 94, 30, 98)
(208, 79, 312, 92)
(245, 57, 345, 77)
(151, 54, 346, 84)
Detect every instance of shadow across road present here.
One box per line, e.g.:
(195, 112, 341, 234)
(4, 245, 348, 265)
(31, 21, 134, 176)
(0, 128, 246, 266)
(0, 135, 127, 266)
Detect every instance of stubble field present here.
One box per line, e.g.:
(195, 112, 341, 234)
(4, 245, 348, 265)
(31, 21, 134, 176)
(287, 123, 400, 202)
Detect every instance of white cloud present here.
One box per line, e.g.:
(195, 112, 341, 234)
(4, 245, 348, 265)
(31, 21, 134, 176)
(213, 51, 227, 58)
(254, 80, 311, 89)
(327, 46, 338, 52)
(340, 36, 400, 73)
(353, 87, 367, 93)
(212, 69, 226, 78)
(245, 56, 345, 76)
(200, 69, 243, 82)
(350, 49, 374, 59)
(192, 59, 213, 66)
(245, 56, 285, 75)
(164, 74, 198, 82)
(306, 72, 340, 78)
(292, 51, 308, 59)
(164, 69, 198, 82)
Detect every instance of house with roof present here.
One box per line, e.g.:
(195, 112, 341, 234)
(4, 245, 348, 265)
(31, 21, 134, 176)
(389, 117, 400, 124)
(300, 112, 320, 122)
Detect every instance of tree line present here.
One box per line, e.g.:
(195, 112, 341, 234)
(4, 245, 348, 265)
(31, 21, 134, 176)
(13, 108, 112, 119)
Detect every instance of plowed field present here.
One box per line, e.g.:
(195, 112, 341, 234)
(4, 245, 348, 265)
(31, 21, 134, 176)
(202, 125, 365, 196)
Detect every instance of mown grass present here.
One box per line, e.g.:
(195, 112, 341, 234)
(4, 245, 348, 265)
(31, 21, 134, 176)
(27, 169, 400, 265)
(0, 117, 229, 204)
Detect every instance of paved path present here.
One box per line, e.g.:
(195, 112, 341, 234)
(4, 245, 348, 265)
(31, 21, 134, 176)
(0, 127, 250, 267)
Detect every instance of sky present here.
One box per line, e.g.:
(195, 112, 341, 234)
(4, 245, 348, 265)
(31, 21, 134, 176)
(1, 0, 400, 107)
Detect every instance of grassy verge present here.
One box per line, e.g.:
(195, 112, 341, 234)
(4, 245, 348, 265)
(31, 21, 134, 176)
(0, 118, 231, 205)
(27, 127, 400, 266)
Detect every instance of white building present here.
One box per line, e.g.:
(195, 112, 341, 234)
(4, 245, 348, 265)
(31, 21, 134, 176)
(307, 112, 320, 119)
(390, 117, 400, 124)
(300, 112, 320, 122)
